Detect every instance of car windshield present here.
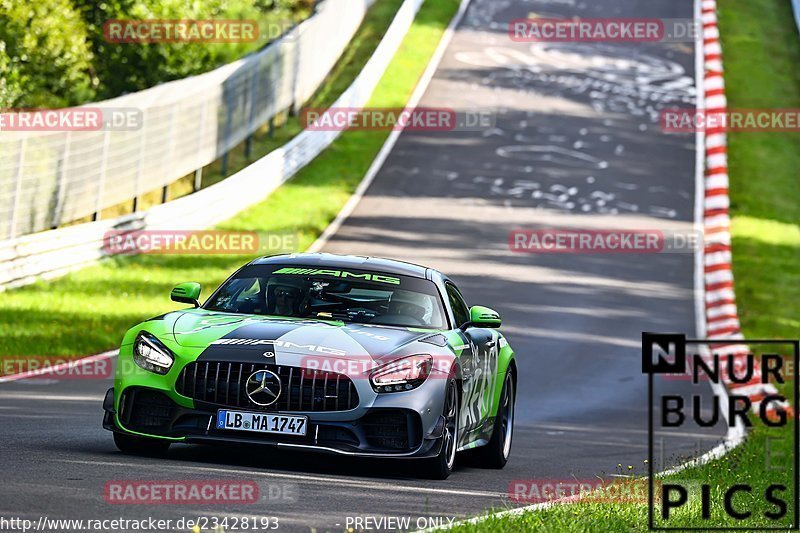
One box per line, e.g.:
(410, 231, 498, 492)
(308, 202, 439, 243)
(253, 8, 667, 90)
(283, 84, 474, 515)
(204, 264, 448, 329)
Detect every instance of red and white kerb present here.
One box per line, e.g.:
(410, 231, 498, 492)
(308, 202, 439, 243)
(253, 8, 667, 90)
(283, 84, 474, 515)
(700, 0, 792, 419)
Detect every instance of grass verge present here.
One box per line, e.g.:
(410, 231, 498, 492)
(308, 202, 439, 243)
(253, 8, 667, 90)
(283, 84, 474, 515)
(450, 0, 800, 530)
(0, 0, 461, 358)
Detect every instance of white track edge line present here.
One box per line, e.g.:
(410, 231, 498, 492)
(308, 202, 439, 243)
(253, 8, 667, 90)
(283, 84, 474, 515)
(307, 0, 473, 253)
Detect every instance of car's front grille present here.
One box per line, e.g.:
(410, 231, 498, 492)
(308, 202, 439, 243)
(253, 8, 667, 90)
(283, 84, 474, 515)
(175, 361, 359, 412)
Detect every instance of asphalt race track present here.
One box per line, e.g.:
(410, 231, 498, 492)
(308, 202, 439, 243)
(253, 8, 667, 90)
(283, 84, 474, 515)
(0, 0, 729, 531)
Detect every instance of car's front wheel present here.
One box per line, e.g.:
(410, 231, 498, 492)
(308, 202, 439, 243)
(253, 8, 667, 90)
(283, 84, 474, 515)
(113, 432, 171, 456)
(477, 370, 514, 468)
(423, 378, 459, 480)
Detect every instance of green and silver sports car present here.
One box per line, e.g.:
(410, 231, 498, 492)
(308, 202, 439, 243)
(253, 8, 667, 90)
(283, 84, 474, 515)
(103, 253, 516, 479)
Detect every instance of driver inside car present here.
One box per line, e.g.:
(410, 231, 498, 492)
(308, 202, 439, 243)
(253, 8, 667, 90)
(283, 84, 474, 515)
(270, 283, 305, 316)
(386, 290, 430, 324)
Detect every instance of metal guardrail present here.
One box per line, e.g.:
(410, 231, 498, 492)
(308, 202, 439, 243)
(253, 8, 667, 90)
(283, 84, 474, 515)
(0, 0, 425, 290)
(0, 0, 370, 240)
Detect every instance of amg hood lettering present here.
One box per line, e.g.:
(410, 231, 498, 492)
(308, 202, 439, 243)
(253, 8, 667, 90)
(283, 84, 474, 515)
(273, 267, 401, 285)
(211, 338, 347, 356)
(211, 338, 274, 346)
(275, 340, 346, 356)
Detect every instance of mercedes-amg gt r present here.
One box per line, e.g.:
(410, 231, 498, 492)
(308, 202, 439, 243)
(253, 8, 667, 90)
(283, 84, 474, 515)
(102, 253, 517, 479)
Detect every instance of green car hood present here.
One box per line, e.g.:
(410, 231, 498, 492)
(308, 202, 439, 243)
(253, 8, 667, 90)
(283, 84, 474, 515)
(169, 308, 441, 361)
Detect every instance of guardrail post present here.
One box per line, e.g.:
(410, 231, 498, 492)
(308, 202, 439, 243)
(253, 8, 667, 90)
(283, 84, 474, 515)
(164, 107, 177, 200)
(192, 100, 208, 193)
(193, 168, 203, 192)
(7, 137, 26, 239)
(245, 64, 260, 160)
(133, 111, 147, 212)
(290, 24, 301, 117)
(93, 130, 111, 221)
(220, 92, 234, 176)
(51, 132, 71, 229)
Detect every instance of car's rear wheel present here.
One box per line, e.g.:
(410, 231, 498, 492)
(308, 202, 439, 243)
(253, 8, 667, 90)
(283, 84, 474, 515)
(477, 370, 514, 468)
(113, 431, 171, 456)
(423, 378, 458, 480)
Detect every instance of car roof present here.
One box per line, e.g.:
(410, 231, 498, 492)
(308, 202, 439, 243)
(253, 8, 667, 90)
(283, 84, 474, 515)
(249, 253, 434, 279)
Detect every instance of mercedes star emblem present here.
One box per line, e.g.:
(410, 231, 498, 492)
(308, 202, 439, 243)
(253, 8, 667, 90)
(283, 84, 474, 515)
(245, 369, 282, 406)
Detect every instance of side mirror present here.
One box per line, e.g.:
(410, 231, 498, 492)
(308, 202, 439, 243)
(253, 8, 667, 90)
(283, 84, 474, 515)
(171, 282, 201, 307)
(463, 305, 501, 328)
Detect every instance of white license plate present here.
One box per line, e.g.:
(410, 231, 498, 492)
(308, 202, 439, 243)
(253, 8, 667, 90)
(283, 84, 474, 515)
(216, 410, 307, 436)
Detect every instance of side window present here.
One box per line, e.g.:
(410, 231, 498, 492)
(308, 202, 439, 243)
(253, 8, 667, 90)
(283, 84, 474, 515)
(445, 282, 470, 327)
(213, 278, 262, 312)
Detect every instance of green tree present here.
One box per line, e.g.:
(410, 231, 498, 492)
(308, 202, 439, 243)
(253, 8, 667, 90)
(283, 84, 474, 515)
(0, 0, 311, 107)
(0, 0, 96, 108)
(74, 0, 308, 99)
(0, 41, 23, 108)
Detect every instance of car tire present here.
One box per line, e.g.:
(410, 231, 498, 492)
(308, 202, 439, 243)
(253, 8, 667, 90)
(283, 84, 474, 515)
(113, 431, 171, 456)
(423, 378, 459, 480)
(476, 370, 514, 468)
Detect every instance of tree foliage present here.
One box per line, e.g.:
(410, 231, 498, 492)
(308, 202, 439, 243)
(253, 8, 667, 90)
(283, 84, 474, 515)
(0, 0, 97, 108)
(1, 0, 311, 107)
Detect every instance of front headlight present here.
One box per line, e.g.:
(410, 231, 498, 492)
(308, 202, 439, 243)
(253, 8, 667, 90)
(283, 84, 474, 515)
(370, 354, 432, 393)
(133, 332, 174, 374)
